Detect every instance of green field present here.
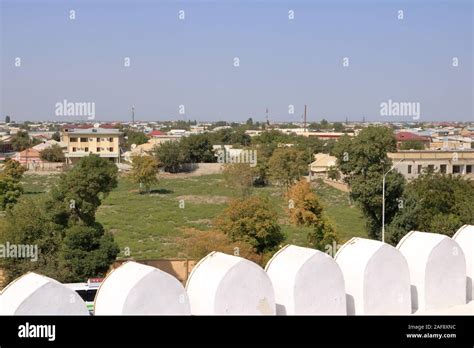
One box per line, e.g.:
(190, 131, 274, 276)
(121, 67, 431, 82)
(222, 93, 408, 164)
(16, 173, 368, 259)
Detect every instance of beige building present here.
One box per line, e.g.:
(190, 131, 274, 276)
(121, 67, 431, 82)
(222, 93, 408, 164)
(388, 150, 474, 180)
(61, 127, 123, 164)
(309, 153, 338, 179)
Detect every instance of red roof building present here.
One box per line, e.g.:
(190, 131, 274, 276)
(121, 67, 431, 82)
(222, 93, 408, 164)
(395, 132, 431, 149)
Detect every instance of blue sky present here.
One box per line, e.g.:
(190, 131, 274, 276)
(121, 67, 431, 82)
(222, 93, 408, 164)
(1, 0, 472, 122)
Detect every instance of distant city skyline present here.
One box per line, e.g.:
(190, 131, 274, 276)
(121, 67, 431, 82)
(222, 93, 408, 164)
(1, 0, 473, 122)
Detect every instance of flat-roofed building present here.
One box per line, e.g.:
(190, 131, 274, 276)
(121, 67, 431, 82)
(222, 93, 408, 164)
(61, 126, 123, 164)
(388, 150, 474, 180)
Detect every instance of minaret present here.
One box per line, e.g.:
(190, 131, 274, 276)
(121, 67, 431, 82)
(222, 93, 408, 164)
(132, 106, 135, 125)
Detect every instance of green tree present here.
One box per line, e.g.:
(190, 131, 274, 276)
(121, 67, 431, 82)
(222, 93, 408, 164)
(125, 130, 148, 149)
(40, 144, 65, 162)
(11, 130, 31, 151)
(268, 148, 308, 189)
(0, 159, 26, 210)
(333, 126, 405, 239)
(399, 140, 425, 150)
(333, 122, 345, 132)
(387, 172, 474, 244)
(51, 131, 61, 141)
(327, 166, 341, 180)
(51, 154, 118, 225)
(154, 141, 188, 173)
(2, 159, 27, 181)
(181, 134, 215, 162)
(59, 224, 119, 282)
(130, 156, 159, 193)
(222, 163, 254, 197)
(215, 196, 285, 253)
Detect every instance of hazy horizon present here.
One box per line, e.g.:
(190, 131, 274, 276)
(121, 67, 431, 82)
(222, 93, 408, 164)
(1, 0, 473, 123)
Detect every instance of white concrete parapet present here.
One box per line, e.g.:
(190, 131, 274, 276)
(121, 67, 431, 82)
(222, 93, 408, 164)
(265, 245, 346, 315)
(397, 231, 466, 312)
(0, 272, 89, 315)
(335, 237, 411, 315)
(185, 252, 275, 315)
(94, 261, 190, 315)
(453, 225, 474, 301)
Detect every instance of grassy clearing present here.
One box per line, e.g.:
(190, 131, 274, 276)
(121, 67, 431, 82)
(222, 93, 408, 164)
(16, 173, 368, 259)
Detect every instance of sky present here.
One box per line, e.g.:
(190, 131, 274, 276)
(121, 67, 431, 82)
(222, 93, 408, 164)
(1, 0, 473, 123)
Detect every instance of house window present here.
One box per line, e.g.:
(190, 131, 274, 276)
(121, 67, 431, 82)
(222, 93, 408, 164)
(97, 147, 101, 152)
(417, 165, 422, 174)
(109, 137, 114, 142)
(70, 137, 77, 142)
(453, 165, 461, 174)
(407, 165, 412, 174)
(85, 147, 89, 152)
(89, 138, 94, 142)
(97, 138, 100, 142)
(80, 137, 87, 142)
(467, 165, 472, 173)
(440, 164, 447, 174)
(109, 147, 114, 152)
(72, 147, 76, 152)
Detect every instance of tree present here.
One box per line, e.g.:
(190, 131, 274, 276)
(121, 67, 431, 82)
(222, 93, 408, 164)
(129, 156, 159, 193)
(333, 126, 406, 239)
(125, 130, 148, 149)
(327, 166, 341, 180)
(2, 158, 26, 181)
(0, 155, 120, 283)
(51, 154, 118, 225)
(286, 179, 324, 226)
(214, 196, 285, 253)
(11, 130, 31, 151)
(154, 141, 188, 173)
(51, 131, 61, 141)
(387, 172, 474, 245)
(333, 122, 345, 132)
(320, 119, 330, 129)
(40, 144, 65, 162)
(181, 134, 215, 162)
(308, 218, 340, 251)
(59, 224, 119, 282)
(268, 148, 308, 189)
(222, 163, 254, 196)
(0, 175, 24, 210)
(399, 140, 425, 150)
(0, 159, 26, 210)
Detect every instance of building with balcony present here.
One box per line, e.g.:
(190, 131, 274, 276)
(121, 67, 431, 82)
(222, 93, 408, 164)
(61, 126, 123, 164)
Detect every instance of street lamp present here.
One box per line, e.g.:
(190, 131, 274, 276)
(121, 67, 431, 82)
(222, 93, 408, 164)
(381, 158, 404, 243)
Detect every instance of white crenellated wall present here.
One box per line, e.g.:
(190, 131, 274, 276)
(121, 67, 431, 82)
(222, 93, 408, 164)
(265, 245, 346, 315)
(185, 251, 275, 315)
(335, 237, 411, 315)
(397, 231, 466, 312)
(0, 234, 472, 315)
(453, 225, 473, 302)
(0, 272, 89, 315)
(94, 261, 190, 315)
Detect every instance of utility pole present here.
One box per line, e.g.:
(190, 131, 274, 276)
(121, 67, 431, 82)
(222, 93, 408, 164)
(265, 108, 269, 127)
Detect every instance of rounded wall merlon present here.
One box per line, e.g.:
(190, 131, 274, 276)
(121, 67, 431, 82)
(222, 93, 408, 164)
(186, 251, 275, 315)
(453, 225, 473, 302)
(94, 261, 190, 315)
(397, 231, 467, 312)
(0, 272, 89, 315)
(265, 244, 346, 315)
(336, 238, 411, 315)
